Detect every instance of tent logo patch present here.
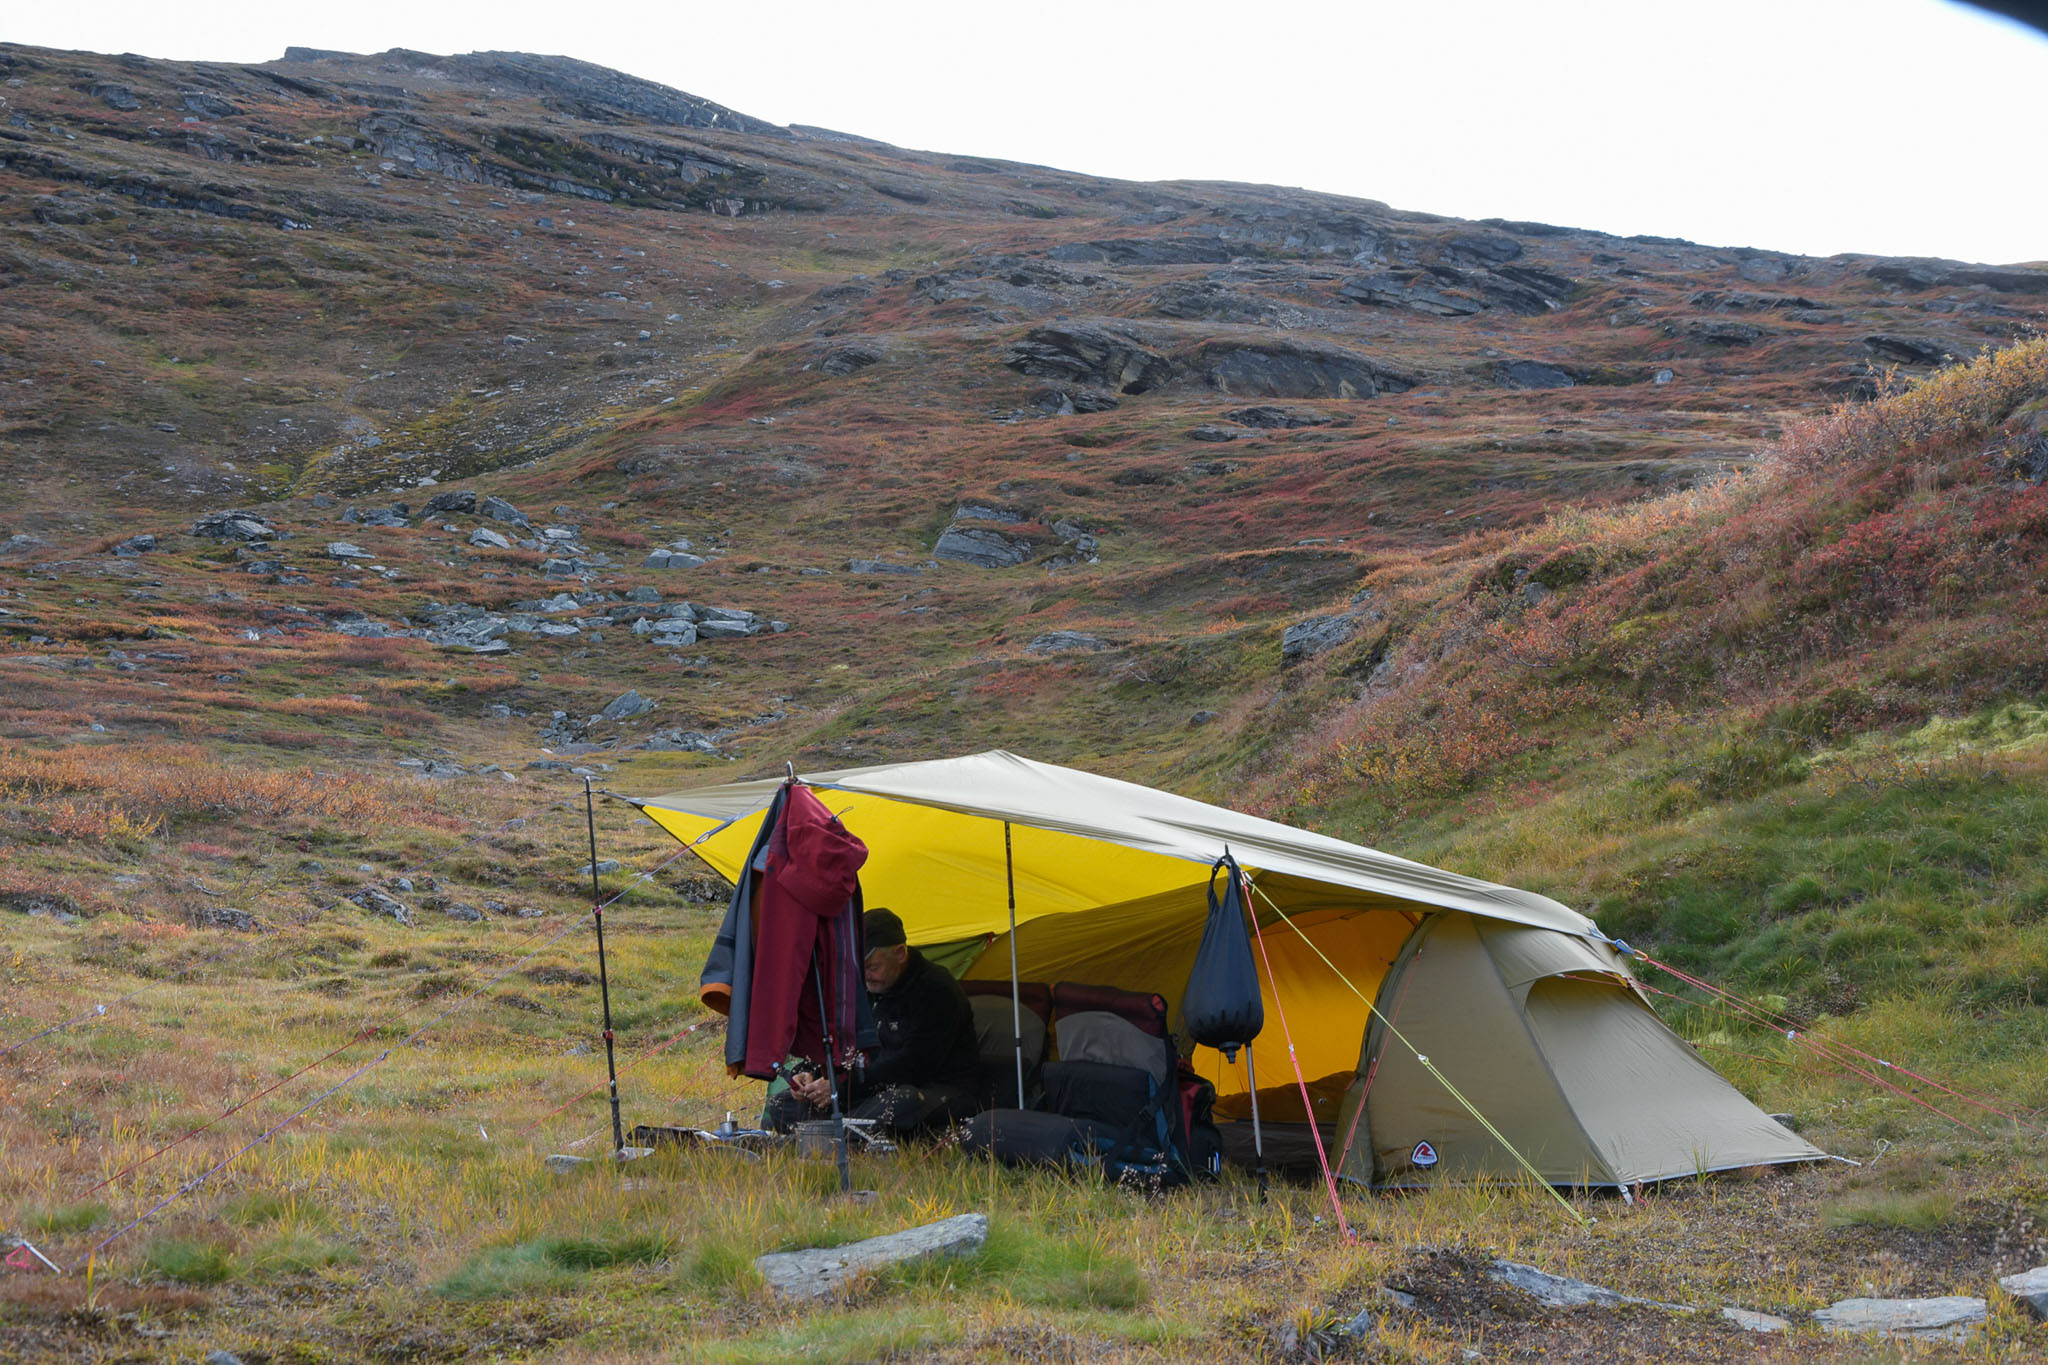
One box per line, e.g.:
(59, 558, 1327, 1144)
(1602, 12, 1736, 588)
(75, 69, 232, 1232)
(1411, 1140, 1439, 1169)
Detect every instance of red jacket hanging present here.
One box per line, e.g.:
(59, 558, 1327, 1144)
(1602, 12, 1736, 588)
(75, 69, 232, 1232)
(742, 782, 870, 1079)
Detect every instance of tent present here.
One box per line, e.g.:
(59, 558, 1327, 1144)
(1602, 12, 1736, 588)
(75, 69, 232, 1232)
(634, 750, 1823, 1188)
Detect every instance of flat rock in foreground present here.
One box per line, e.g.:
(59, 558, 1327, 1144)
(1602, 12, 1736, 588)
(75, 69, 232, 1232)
(2001, 1264, 2048, 1320)
(1812, 1295, 1986, 1341)
(1488, 1260, 1689, 1312)
(756, 1213, 988, 1298)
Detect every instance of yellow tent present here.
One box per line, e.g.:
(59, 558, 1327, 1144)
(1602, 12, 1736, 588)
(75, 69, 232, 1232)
(636, 751, 1823, 1186)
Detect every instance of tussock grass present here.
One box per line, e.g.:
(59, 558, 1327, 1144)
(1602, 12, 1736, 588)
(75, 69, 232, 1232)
(142, 1235, 236, 1285)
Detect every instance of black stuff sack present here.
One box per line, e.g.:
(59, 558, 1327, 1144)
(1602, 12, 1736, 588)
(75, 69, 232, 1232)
(1182, 852, 1264, 1056)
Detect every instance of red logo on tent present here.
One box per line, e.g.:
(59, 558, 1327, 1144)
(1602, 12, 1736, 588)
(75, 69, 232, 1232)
(1411, 1140, 1439, 1169)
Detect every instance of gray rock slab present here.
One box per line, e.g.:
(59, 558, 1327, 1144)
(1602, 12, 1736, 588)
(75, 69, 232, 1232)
(1812, 1296, 1986, 1341)
(600, 689, 655, 720)
(846, 559, 921, 574)
(934, 523, 1033, 568)
(756, 1213, 988, 1299)
(480, 495, 530, 527)
(1489, 1260, 1689, 1312)
(469, 527, 512, 550)
(1026, 631, 1107, 654)
(346, 887, 413, 927)
(327, 541, 371, 560)
(1720, 1307, 1791, 1333)
(1281, 613, 1359, 664)
(1997, 1265, 2048, 1320)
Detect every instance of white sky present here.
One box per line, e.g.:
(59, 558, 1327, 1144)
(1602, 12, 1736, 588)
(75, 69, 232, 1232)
(10, 1, 2047, 263)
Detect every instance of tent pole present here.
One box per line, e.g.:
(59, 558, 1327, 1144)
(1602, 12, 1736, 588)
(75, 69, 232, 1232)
(1004, 821, 1025, 1110)
(1244, 1044, 1268, 1203)
(584, 778, 626, 1157)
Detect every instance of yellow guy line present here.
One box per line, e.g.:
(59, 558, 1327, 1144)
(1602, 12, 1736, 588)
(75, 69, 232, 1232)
(1244, 881, 1591, 1229)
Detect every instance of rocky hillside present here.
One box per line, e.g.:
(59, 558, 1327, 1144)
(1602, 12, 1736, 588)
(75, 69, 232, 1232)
(2, 36, 2045, 853)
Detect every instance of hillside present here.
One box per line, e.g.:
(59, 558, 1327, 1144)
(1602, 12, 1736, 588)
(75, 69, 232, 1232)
(3, 41, 2048, 1364)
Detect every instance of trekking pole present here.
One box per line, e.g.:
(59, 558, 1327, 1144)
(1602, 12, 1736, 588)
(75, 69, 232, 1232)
(811, 946, 852, 1193)
(1244, 1044, 1268, 1203)
(585, 778, 626, 1157)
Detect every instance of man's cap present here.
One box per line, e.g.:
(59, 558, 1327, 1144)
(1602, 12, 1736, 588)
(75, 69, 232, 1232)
(864, 907, 907, 949)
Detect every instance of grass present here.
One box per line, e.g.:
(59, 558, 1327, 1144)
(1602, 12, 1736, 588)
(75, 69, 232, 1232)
(142, 1236, 236, 1285)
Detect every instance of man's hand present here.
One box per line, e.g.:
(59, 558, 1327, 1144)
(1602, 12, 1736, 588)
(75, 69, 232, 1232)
(788, 1071, 832, 1111)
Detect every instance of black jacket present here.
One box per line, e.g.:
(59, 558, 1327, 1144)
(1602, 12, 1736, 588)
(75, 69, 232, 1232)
(851, 949, 978, 1100)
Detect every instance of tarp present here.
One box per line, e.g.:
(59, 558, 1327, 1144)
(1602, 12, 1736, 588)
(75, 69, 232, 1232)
(637, 750, 1595, 939)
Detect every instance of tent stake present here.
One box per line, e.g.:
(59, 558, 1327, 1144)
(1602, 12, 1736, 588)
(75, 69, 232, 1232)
(584, 778, 626, 1157)
(1244, 1044, 1268, 1203)
(1004, 821, 1025, 1109)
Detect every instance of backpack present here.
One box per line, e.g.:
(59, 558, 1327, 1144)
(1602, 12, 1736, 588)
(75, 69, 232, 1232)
(959, 981, 1221, 1189)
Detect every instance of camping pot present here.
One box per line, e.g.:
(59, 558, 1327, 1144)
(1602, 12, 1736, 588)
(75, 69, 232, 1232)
(794, 1118, 843, 1159)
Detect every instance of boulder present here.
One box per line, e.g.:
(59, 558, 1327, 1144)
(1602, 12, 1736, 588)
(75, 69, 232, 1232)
(423, 489, 478, 516)
(579, 860, 622, 877)
(1339, 271, 1486, 317)
(934, 523, 1034, 569)
(327, 542, 372, 560)
(1225, 405, 1332, 429)
(1186, 339, 1414, 400)
(1719, 1308, 1791, 1333)
(649, 622, 698, 647)
(1028, 386, 1120, 416)
(346, 887, 414, 926)
(1498, 360, 1576, 390)
(846, 559, 921, 575)
(479, 495, 531, 528)
(1187, 425, 1239, 442)
(469, 527, 512, 550)
(600, 690, 656, 721)
(195, 906, 257, 932)
(1, 533, 50, 558)
(1026, 631, 1107, 654)
(1997, 1265, 2048, 1321)
(443, 902, 484, 922)
(1865, 334, 1956, 367)
(624, 586, 663, 603)
(694, 618, 757, 640)
(1813, 1296, 1985, 1341)
(755, 1213, 988, 1299)
(644, 549, 708, 569)
(1003, 324, 1174, 395)
(192, 510, 276, 542)
(112, 534, 158, 557)
(819, 342, 884, 375)
(1281, 614, 1359, 664)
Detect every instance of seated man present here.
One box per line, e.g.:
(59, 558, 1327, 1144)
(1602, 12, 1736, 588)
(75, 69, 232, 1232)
(766, 907, 980, 1137)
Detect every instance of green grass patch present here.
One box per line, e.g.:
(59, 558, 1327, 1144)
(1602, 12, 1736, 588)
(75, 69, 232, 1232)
(23, 1201, 107, 1236)
(249, 1231, 357, 1276)
(435, 1231, 674, 1299)
(1823, 1189, 1958, 1231)
(144, 1235, 237, 1285)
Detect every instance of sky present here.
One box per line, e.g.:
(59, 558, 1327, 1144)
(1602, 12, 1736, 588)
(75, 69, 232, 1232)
(10, 0, 2047, 264)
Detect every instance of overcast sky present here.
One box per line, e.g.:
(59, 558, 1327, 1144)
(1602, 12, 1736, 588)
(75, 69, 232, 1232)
(11, 1, 2046, 263)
